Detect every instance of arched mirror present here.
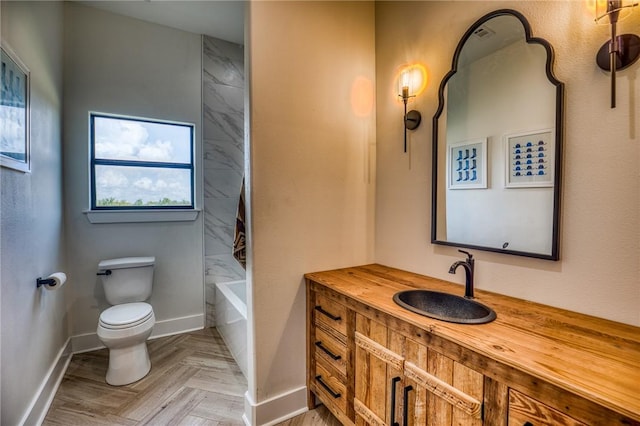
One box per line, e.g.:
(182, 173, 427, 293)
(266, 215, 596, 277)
(431, 9, 564, 260)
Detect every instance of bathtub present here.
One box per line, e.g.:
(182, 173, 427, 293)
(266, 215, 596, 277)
(215, 280, 247, 378)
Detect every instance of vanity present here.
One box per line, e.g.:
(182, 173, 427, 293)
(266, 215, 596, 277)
(305, 264, 640, 426)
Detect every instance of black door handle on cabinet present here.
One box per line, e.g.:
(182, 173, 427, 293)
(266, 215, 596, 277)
(402, 385, 414, 426)
(314, 305, 341, 321)
(390, 376, 401, 426)
(315, 375, 341, 399)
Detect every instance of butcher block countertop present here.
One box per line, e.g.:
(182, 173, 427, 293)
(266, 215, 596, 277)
(304, 264, 640, 422)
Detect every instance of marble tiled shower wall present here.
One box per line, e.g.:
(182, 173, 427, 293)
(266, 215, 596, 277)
(202, 36, 245, 327)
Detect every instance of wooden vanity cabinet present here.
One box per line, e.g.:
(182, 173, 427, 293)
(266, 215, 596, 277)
(307, 266, 640, 426)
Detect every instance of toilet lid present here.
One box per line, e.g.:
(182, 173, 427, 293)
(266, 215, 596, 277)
(100, 302, 154, 330)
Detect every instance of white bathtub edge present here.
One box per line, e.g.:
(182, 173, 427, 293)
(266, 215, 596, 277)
(216, 280, 247, 319)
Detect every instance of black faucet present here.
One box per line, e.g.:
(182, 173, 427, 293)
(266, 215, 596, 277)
(449, 250, 475, 298)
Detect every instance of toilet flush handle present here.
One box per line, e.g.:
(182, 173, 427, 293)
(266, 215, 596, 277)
(96, 270, 112, 276)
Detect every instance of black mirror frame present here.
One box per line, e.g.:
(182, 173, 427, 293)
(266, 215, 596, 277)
(431, 9, 565, 261)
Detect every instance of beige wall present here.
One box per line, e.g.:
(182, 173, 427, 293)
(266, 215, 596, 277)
(247, 0, 376, 420)
(375, 1, 640, 326)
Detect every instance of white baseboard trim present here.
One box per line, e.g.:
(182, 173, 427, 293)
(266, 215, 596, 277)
(17, 314, 205, 425)
(70, 313, 204, 354)
(18, 338, 72, 426)
(151, 313, 204, 339)
(243, 387, 308, 426)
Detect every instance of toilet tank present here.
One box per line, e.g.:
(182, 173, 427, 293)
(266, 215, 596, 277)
(98, 257, 155, 305)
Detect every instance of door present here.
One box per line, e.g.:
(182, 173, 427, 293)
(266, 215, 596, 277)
(354, 314, 405, 426)
(354, 312, 484, 426)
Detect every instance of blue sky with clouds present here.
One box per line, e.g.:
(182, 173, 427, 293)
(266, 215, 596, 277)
(94, 116, 193, 204)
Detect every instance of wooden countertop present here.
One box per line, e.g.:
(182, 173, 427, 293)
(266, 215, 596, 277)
(305, 264, 640, 421)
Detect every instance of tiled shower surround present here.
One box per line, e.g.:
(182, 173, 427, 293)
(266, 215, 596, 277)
(202, 36, 245, 326)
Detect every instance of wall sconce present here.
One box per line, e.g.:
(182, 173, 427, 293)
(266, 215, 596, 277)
(594, 0, 640, 108)
(398, 65, 426, 152)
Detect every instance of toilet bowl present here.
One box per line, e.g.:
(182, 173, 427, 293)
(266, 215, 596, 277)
(97, 302, 155, 385)
(96, 257, 156, 386)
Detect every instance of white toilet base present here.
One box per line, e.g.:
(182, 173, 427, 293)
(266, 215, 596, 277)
(105, 341, 151, 386)
(97, 306, 155, 386)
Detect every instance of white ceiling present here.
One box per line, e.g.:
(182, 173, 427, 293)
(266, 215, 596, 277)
(78, 1, 245, 45)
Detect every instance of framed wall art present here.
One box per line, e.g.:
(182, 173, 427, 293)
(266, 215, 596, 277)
(1, 42, 30, 172)
(505, 129, 554, 188)
(447, 138, 487, 189)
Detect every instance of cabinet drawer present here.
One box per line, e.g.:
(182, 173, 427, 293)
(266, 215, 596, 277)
(508, 389, 587, 426)
(314, 293, 347, 336)
(314, 325, 347, 376)
(314, 361, 347, 414)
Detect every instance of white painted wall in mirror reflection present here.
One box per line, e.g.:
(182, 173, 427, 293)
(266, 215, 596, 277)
(444, 37, 555, 254)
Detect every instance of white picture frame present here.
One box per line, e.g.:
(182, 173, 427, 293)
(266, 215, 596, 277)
(447, 138, 487, 190)
(504, 129, 554, 188)
(1, 42, 30, 173)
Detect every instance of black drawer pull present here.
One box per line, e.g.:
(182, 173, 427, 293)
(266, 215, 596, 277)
(524, 423, 533, 426)
(314, 305, 341, 321)
(315, 341, 342, 360)
(315, 375, 341, 399)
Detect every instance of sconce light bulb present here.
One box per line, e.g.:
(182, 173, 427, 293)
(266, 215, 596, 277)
(402, 85, 409, 101)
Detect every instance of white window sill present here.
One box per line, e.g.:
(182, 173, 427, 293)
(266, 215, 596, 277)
(84, 209, 200, 224)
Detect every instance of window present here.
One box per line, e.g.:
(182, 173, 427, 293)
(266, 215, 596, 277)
(90, 113, 194, 210)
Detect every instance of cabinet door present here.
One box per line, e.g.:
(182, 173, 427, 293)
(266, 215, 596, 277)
(401, 338, 484, 426)
(353, 314, 484, 426)
(354, 314, 405, 426)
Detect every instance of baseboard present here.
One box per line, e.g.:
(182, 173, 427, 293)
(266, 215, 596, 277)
(151, 313, 204, 339)
(243, 387, 308, 426)
(70, 313, 204, 353)
(17, 314, 204, 424)
(18, 338, 72, 426)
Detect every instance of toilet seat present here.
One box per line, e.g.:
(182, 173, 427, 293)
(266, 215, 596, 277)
(99, 302, 154, 330)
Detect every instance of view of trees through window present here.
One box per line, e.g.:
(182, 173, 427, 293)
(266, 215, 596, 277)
(91, 113, 194, 209)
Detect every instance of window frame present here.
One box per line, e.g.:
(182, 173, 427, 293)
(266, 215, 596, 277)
(89, 112, 195, 211)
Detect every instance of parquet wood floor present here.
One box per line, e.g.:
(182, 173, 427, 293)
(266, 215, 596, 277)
(43, 328, 247, 425)
(43, 327, 340, 425)
(274, 405, 341, 426)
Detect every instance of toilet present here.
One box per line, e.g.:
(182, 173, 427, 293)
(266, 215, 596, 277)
(96, 256, 156, 386)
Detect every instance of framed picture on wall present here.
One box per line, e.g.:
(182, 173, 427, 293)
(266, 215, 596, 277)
(1, 42, 30, 173)
(447, 138, 487, 189)
(504, 129, 554, 188)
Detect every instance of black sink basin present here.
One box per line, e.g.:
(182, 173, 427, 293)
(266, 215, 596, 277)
(393, 290, 496, 324)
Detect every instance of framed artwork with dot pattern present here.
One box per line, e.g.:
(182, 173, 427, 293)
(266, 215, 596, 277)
(504, 129, 554, 188)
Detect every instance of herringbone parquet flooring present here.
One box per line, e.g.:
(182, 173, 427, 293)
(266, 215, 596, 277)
(274, 406, 341, 426)
(43, 328, 247, 425)
(43, 327, 341, 425)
